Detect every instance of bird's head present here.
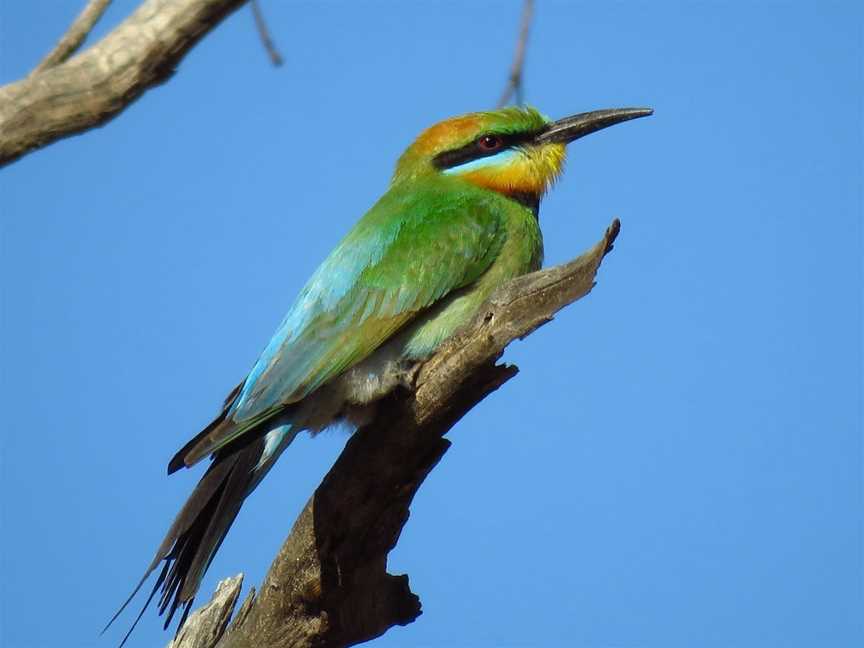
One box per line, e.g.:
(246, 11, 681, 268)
(393, 105, 652, 203)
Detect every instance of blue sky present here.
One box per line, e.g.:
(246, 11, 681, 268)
(1, 1, 861, 647)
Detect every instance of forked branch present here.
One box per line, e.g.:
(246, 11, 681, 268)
(0, 0, 247, 167)
(31, 0, 114, 74)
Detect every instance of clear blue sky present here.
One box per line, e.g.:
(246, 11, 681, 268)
(1, 2, 861, 647)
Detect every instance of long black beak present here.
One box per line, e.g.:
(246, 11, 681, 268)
(536, 108, 653, 145)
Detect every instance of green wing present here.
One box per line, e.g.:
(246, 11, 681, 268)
(181, 181, 507, 467)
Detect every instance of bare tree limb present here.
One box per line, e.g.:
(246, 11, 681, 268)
(0, 0, 248, 168)
(250, 0, 284, 66)
(497, 0, 535, 107)
(177, 219, 621, 648)
(226, 585, 257, 635)
(166, 575, 243, 648)
(31, 0, 114, 75)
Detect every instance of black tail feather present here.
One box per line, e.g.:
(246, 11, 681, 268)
(106, 436, 266, 644)
(167, 381, 244, 475)
(116, 561, 169, 648)
(174, 599, 195, 637)
(100, 565, 156, 637)
(179, 441, 263, 600)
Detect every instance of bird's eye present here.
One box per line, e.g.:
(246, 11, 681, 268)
(477, 135, 503, 152)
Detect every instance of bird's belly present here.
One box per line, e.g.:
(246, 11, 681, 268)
(328, 288, 484, 410)
(400, 286, 487, 359)
(331, 207, 541, 415)
(401, 215, 542, 360)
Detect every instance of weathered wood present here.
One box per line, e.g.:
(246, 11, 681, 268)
(167, 574, 243, 648)
(0, 0, 247, 167)
(184, 219, 621, 648)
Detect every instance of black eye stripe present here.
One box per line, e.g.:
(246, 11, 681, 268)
(432, 130, 543, 170)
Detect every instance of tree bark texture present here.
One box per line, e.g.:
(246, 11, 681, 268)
(167, 219, 622, 648)
(0, 0, 247, 167)
(167, 575, 243, 648)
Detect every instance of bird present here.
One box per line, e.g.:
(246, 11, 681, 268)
(106, 104, 652, 644)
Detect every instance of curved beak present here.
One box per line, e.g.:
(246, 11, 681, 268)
(535, 107, 653, 145)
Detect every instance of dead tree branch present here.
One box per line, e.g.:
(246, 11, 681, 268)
(166, 575, 243, 648)
(174, 219, 621, 648)
(0, 0, 248, 167)
(497, 0, 535, 107)
(31, 0, 114, 74)
(250, 0, 284, 66)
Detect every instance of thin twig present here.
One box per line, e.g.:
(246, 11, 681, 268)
(31, 0, 113, 75)
(250, 0, 284, 66)
(497, 0, 534, 107)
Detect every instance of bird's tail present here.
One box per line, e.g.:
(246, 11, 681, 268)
(104, 420, 299, 646)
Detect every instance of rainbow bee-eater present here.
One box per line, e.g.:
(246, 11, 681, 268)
(109, 105, 651, 642)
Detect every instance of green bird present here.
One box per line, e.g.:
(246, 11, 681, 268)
(109, 105, 651, 642)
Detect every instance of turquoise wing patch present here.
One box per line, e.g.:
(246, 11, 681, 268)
(228, 181, 506, 427)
